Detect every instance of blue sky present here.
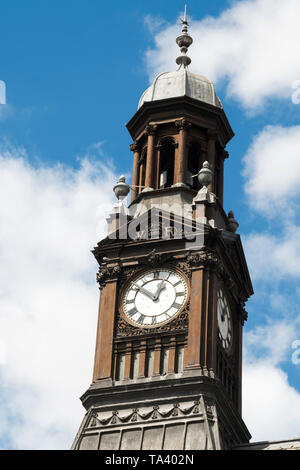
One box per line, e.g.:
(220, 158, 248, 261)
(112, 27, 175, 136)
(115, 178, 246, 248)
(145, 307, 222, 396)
(1, 0, 300, 449)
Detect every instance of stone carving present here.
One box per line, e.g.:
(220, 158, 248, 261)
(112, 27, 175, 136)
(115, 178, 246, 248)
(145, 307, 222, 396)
(96, 264, 121, 289)
(175, 118, 192, 131)
(116, 303, 189, 337)
(227, 211, 239, 233)
(187, 249, 220, 269)
(129, 142, 139, 152)
(197, 161, 213, 189)
(238, 302, 248, 326)
(87, 399, 211, 428)
(145, 124, 158, 136)
(144, 249, 172, 266)
(113, 175, 130, 201)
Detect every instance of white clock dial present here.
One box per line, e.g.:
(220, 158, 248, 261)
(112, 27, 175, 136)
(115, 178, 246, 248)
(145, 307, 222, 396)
(122, 268, 188, 327)
(217, 288, 232, 351)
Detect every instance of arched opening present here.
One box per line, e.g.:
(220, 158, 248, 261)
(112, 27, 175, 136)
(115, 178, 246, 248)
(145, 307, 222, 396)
(158, 138, 175, 189)
(187, 141, 202, 190)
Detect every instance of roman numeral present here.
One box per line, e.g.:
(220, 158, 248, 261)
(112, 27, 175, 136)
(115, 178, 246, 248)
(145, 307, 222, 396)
(128, 307, 138, 317)
(126, 299, 135, 304)
(137, 314, 146, 324)
(153, 271, 160, 279)
(172, 302, 182, 310)
(173, 280, 182, 287)
(151, 316, 157, 325)
(176, 291, 185, 297)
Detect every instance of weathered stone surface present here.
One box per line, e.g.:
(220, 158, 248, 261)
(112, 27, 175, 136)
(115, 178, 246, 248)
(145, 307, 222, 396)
(72, 374, 250, 450)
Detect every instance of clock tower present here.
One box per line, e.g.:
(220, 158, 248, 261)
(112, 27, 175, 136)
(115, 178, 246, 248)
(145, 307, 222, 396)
(72, 9, 253, 451)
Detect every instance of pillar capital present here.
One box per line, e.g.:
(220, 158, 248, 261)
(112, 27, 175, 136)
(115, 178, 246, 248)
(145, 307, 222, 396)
(145, 124, 158, 136)
(207, 129, 218, 140)
(129, 142, 139, 152)
(175, 118, 192, 131)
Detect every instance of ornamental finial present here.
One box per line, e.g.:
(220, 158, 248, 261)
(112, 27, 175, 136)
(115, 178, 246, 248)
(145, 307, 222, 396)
(113, 175, 130, 201)
(197, 161, 213, 189)
(176, 4, 193, 68)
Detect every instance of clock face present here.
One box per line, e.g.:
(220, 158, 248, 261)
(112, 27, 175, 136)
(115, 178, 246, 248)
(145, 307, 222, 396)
(217, 288, 232, 351)
(122, 268, 188, 328)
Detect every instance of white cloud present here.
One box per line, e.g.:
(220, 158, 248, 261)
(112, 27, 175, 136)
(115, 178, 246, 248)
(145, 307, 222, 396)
(244, 321, 297, 365)
(0, 143, 116, 449)
(244, 228, 300, 280)
(145, 0, 300, 110)
(243, 125, 300, 214)
(243, 321, 300, 442)
(243, 362, 300, 442)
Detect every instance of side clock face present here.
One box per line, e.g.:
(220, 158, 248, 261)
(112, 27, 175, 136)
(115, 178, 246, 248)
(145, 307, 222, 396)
(217, 288, 232, 351)
(122, 268, 188, 328)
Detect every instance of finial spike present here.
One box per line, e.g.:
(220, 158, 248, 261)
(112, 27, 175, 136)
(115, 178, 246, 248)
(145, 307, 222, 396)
(176, 5, 193, 68)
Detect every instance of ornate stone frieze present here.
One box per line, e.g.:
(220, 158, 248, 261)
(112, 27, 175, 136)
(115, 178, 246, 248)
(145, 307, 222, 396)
(186, 248, 220, 270)
(116, 302, 189, 337)
(87, 398, 209, 428)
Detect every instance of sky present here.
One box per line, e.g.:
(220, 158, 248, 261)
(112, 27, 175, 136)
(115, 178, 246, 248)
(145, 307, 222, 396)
(0, 0, 300, 449)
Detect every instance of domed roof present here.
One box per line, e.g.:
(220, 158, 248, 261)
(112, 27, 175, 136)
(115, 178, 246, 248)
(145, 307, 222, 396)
(138, 6, 222, 111)
(138, 67, 222, 109)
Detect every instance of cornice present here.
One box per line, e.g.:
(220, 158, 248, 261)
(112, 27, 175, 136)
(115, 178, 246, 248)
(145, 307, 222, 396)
(126, 95, 234, 148)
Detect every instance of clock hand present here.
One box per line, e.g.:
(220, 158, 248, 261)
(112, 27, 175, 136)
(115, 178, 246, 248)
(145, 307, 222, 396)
(153, 280, 166, 301)
(133, 283, 156, 301)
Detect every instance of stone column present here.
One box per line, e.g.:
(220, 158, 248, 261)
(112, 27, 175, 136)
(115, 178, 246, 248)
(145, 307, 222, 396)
(144, 124, 157, 190)
(138, 340, 147, 378)
(153, 340, 162, 376)
(123, 345, 132, 380)
(184, 267, 204, 370)
(174, 118, 191, 187)
(207, 130, 217, 192)
(130, 142, 140, 202)
(155, 144, 162, 188)
(93, 273, 119, 382)
(167, 337, 177, 373)
(184, 253, 218, 373)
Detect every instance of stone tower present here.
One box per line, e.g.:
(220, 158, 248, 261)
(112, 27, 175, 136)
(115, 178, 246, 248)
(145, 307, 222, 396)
(72, 8, 253, 450)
